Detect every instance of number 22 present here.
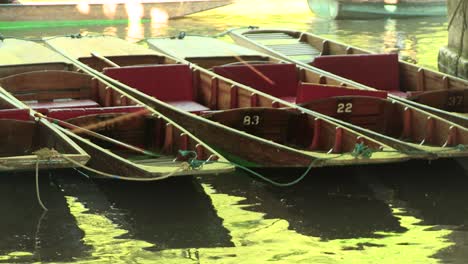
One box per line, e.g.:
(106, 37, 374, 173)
(337, 103, 352, 113)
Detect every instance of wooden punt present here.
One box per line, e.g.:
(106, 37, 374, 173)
(0, 91, 89, 172)
(144, 35, 468, 159)
(227, 28, 468, 128)
(41, 35, 412, 167)
(0, 69, 234, 178)
(0, 40, 234, 177)
(307, 0, 447, 20)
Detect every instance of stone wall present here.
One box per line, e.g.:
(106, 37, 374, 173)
(438, 0, 468, 80)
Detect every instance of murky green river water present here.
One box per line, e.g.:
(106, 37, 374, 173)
(1, 0, 467, 263)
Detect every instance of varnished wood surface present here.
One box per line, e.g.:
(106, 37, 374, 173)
(147, 35, 468, 158)
(0, 68, 233, 175)
(236, 28, 468, 94)
(43, 35, 411, 167)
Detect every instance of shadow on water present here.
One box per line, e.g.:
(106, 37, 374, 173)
(200, 166, 406, 241)
(353, 158, 468, 263)
(91, 176, 234, 251)
(0, 170, 89, 263)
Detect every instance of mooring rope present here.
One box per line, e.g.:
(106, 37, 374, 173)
(32, 149, 53, 211)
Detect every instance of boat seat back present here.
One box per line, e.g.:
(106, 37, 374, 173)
(47, 105, 147, 120)
(296, 83, 388, 104)
(0, 109, 30, 121)
(29, 99, 101, 114)
(103, 64, 194, 102)
(0, 70, 95, 101)
(213, 63, 298, 98)
(312, 54, 400, 92)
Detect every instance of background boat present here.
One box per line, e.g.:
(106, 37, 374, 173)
(308, 0, 447, 19)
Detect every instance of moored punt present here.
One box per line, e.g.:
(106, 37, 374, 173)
(0, 39, 234, 178)
(227, 28, 468, 127)
(0, 91, 90, 172)
(145, 35, 468, 159)
(307, 0, 447, 20)
(42, 35, 411, 167)
(0, 69, 234, 179)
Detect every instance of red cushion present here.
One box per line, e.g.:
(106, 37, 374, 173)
(213, 63, 298, 98)
(103, 64, 193, 102)
(29, 99, 100, 111)
(312, 54, 400, 91)
(296, 83, 388, 104)
(47, 105, 147, 120)
(0, 109, 30, 121)
(167, 101, 210, 114)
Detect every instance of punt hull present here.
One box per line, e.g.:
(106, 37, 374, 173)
(308, 0, 447, 19)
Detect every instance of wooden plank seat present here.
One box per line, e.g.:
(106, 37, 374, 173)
(47, 105, 147, 120)
(0, 70, 100, 112)
(311, 54, 409, 97)
(0, 109, 31, 121)
(28, 99, 100, 113)
(103, 64, 209, 113)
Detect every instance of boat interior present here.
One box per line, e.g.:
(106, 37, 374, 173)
(72, 54, 468, 149)
(72, 55, 386, 154)
(0, 94, 82, 159)
(0, 70, 216, 162)
(239, 30, 468, 113)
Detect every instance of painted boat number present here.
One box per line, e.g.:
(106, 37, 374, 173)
(243, 115, 260, 125)
(447, 95, 463, 107)
(337, 103, 353, 113)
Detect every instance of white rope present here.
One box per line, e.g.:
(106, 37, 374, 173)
(35, 158, 48, 211)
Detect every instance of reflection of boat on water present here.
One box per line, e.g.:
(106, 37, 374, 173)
(308, 0, 447, 19)
(375, 159, 468, 226)
(94, 177, 234, 250)
(0, 172, 89, 263)
(202, 169, 406, 240)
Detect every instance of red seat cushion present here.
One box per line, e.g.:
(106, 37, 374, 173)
(167, 101, 210, 114)
(296, 83, 388, 104)
(103, 64, 194, 102)
(312, 54, 400, 91)
(28, 99, 100, 112)
(47, 105, 147, 120)
(213, 63, 299, 98)
(0, 109, 30, 121)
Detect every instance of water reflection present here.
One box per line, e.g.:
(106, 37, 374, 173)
(201, 168, 406, 240)
(0, 0, 462, 262)
(93, 177, 234, 251)
(0, 0, 447, 69)
(0, 171, 88, 263)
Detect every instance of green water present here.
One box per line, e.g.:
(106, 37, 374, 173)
(0, 0, 464, 263)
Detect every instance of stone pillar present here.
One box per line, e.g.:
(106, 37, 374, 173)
(438, 0, 468, 80)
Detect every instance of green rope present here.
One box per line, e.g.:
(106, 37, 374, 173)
(456, 144, 466, 151)
(351, 143, 374, 158)
(178, 150, 206, 170)
(179, 143, 386, 187)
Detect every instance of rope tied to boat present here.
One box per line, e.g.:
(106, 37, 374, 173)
(32, 147, 60, 160)
(351, 143, 373, 158)
(32, 148, 61, 212)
